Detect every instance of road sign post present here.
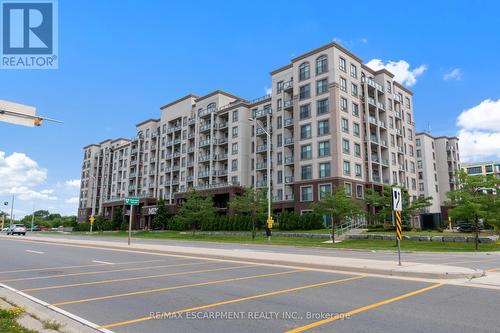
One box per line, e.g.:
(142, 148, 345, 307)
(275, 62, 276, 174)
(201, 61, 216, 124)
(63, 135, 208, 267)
(125, 197, 140, 245)
(392, 187, 403, 266)
(265, 216, 273, 241)
(89, 215, 95, 233)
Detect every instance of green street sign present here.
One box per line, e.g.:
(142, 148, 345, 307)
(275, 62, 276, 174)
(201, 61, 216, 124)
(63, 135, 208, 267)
(125, 197, 140, 205)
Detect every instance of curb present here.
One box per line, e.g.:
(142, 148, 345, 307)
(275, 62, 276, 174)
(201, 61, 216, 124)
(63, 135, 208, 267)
(6, 236, 485, 280)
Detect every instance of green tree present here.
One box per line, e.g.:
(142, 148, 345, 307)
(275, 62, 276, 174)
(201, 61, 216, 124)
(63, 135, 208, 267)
(94, 215, 112, 232)
(174, 190, 217, 236)
(112, 207, 123, 230)
(313, 187, 364, 244)
(445, 171, 500, 250)
(229, 187, 267, 239)
(153, 199, 169, 230)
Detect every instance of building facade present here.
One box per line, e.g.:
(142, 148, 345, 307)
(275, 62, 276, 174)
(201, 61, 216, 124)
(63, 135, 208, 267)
(78, 42, 419, 226)
(415, 133, 460, 226)
(461, 161, 500, 178)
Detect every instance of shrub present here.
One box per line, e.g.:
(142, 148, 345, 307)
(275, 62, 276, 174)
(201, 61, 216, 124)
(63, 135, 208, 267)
(73, 223, 91, 232)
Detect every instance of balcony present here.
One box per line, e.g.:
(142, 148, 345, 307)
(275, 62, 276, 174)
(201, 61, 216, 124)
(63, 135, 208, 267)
(256, 162, 269, 170)
(256, 181, 268, 188)
(397, 146, 404, 154)
(284, 176, 294, 184)
(215, 169, 228, 176)
(198, 171, 211, 178)
(380, 139, 388, 147)
(282, 79, 293, 92)
(186, 161, 194, 167)
(284, 137, 294, 146)
(214, 138, 228, 145)
(173, 139, 181, 145)
(398, 164, 405, 171)
(218, 122, 228, 129)
(283, 99, 293, 110)
(369, 116, 378, 125)
(367, 97, 376, 106)
(199, 139, 212, 147)
(372, 174, 381, 183)
(378, 102, 385, 110)
(188, 118, 196, 125)
(395, 111, 402, 119)
(198, 155, 212, 162)
(284, 156, 294, 164)
(256, 126, 271, 135)
(371, 155, 380, 163)
(172, 152, 181, 158)
(381, 159, 389, 166)
(396, 128, 403, 136)
(379, 120, 386, 128)
(256, 144, 270, 153)
(215, 153, 228, 161)
(131, 148, 138, 154)
(187, 146, 195, 153)
(199, 123, 211, 132)
(284, 118, 294, 127)
(255, 108, 272, 118)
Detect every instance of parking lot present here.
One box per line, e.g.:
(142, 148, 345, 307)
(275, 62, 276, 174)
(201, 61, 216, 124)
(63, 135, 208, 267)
(1, 237, 499, 333)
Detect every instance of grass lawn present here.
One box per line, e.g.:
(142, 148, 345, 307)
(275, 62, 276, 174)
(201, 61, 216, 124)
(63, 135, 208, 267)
(60, 230, 500, 252)
(364, 230, 476, 237)
(0, 306, 34, 333)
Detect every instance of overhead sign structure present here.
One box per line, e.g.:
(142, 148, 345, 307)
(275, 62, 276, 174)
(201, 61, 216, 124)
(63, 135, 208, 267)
(125, 197, 140, 205)
(392, 187, 403, 266)
(0, 100, 37, 127)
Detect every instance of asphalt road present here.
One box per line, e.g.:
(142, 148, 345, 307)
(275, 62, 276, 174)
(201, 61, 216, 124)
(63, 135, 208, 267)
(0, 236, 499, 333)
(26, 232, 500, 271)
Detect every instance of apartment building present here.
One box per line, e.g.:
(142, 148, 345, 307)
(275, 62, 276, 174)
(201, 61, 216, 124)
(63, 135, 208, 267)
(415, 132, 460, 226)
(461, 161, 500, 178)
(78, 41, 419, 226)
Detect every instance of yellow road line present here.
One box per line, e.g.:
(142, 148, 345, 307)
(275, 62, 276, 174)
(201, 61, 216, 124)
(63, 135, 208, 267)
(24, 264, 259, 292)
(285, 282, 445, 333)
(99, 275, 366, 329)
(0, 259, 207, 283)
(485, 267, 500, 272)
(0, 258, 167, 275)
(53, 268, 306, 307)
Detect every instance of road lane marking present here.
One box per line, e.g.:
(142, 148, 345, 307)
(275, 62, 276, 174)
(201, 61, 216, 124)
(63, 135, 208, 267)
(444, 258, 499, 265)
(92, 260, 114, 265)
(486, 267, 500, 272)
(25, 264, 261, 293)
(285, 282, 445, 333)
(0, 283, 114, 333)
(25, 250, 44, 254)
(99, 275, 366, 329)
(0, 259, 209, 283)
(0, 258, 166, 275)
(51, 268, 305, 306)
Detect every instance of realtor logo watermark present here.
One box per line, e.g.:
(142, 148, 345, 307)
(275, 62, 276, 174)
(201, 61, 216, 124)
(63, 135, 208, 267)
(1, 0, 58, 69)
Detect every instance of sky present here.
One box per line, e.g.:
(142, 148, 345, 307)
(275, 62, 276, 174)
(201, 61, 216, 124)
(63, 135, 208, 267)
(1, 0, 500, 218)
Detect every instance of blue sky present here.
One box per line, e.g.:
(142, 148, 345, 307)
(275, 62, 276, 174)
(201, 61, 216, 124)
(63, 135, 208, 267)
(1, 0, 500, 217)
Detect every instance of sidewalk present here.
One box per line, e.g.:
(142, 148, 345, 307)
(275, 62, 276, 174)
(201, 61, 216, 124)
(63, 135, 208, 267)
(3, 235, 484, 280)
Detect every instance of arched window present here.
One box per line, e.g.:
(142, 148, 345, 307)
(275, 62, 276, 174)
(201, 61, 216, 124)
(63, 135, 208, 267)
(316, 55, 328, 75)
(207, 102, 216, 113)
(299, 62, 310, 81)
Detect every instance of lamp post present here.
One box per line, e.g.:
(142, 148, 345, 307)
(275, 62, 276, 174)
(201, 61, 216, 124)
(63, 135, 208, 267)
(9, 195, 14, 228)
(89, 175, 97, 233)
(248, 117, 272, 239)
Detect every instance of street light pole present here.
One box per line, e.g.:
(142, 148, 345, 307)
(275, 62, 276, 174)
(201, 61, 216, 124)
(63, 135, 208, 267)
(248, 118, 272, 240)
(89, 175, 97, 233)
(9, 195, 14, 228)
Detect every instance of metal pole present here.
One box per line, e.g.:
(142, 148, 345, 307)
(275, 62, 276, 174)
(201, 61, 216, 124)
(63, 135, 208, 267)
(128, 204, 132, 245)
(266, 131, 271, 241)
(30, 202, 35, 232)
(9, 195, 14, 227)
(397, 239, 402, 266)
(90, 175, 96, 234)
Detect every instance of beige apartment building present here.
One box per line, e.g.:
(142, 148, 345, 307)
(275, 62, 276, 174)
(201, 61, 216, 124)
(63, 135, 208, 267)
(415, 133, 460, 227)
(78, 41, 419, 227)
(461, 161, 500, 178)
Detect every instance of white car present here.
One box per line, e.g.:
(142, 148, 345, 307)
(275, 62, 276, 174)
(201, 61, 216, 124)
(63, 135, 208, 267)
(7, 224, 26, 236)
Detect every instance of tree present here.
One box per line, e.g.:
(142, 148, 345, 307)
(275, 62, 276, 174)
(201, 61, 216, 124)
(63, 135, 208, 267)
(112, 207, 123, 231)
(153, 199, 169, 230)
(313, 187, 364, 245)
(445, 171, 500, 250)
(229, 187, 267, 239)
(94, 215, 111, 233)
(174, 190, 217, 236)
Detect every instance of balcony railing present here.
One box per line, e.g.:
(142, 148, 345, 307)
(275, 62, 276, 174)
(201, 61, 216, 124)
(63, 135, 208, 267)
(285, 176, 294, 184)
(284, 156, 294, 164)
(284, 99, 293, 109)
(284, 118, 294, 127)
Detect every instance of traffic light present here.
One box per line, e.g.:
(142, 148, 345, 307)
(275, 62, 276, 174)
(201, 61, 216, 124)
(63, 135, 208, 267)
(34, 117, 42, 126)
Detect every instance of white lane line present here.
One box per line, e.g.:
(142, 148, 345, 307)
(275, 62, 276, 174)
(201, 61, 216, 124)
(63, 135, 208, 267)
(91, 260, 115, 265)
(0, 282, 114, 333)
(25, 250, 44, 254)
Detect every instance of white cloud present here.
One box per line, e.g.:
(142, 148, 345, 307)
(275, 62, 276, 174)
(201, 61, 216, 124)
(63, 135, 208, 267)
(360, 38, 368, 44)
(265, 87, 272, 95)
(456, 98, 500, 162)
(443, 68, 462, 81)
(64, 179, 81, 188)
(65, 197, 79, 204)
(0, 152, 47, 191)
(366, 59, 427, 87)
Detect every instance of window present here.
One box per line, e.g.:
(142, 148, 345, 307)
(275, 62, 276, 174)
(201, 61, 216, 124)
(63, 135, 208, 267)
(317, 99, 329, 115)
(232, 143, 238, 154)
(352, 102, 359, 116)
(416, 149, 421, 158)
(343, 161, 351, 175)
(356, 185, 364, 198)
(300, 144, 312, 160)
(277, 81, 284, 93)
(300, 104, 311, 119)
(339, 57, 346, 71)
(277, 116, 282, 129)
(344, 182, 352, 196)
(319, 163, 331, 178)
(354, 143, 361, 157)
(232, 110, 238, 122)
(340, 98, 347, 111)
(351, 83, 358, 97)
(417, 160, 423, 169)
(319, 184, 332, 200)
(301, 186, 313, 201)
(301, 165, 313, 180)
(318, 141, 330, 157)
(318, 119, 329, 136)
(231, 159, 238, 171)
(341, 118, 349, 133)
(355, 163, 362, 177)
(340, 77, 347, 92)
(277, 170, 283, 184)
(342, 139, 350, 154)
(299, 84, 311, 100)
(277, 98, 282, 111)
(316, 78, 328, 95)
(386, 81, 392, 93)
(232, 126, 238, 138)
(353, 123, 360, 137)
(299, 62, 310, 81)
(300, 124, 312, 140)
(419, 183, 424, 191)
(416, 138, 421, 146)
(350, 64, 357, 78)
(316, 55, 328, 75)
(277, 134, 282, 147)
(277, 152, 283, 165)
